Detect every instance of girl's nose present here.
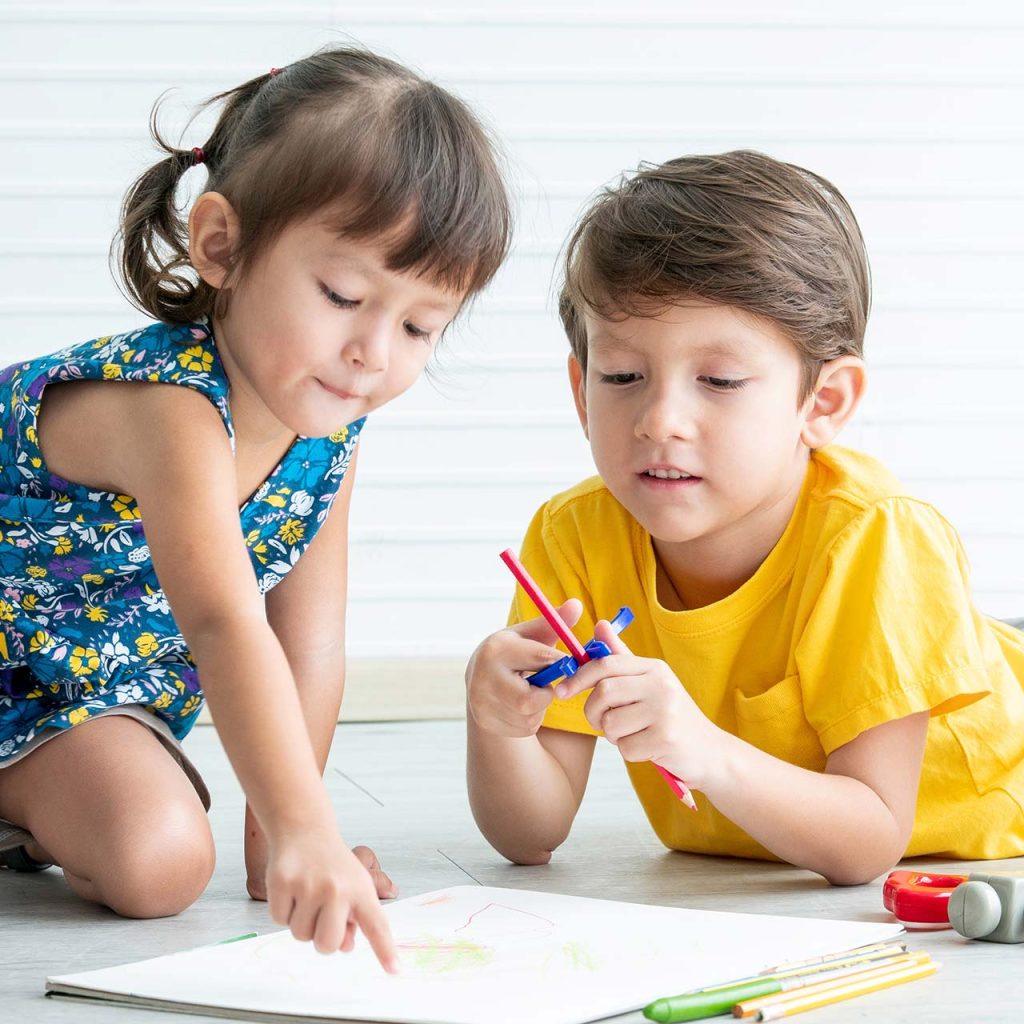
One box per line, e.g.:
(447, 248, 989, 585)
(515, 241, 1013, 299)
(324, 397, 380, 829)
(344, 318, 390, 373)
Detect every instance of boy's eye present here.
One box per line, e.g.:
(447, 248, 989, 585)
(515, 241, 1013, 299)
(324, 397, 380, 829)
(599, 372, 640, 385)
(700, 376, 748, 391)
(321, 283, 357, 309)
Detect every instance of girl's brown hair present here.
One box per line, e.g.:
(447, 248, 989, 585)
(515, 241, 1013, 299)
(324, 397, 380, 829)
(116, 45, 512, 324)
(559, 150, 870, 398)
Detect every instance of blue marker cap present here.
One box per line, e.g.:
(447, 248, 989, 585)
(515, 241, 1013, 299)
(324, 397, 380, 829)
(527, 607, 634, 687)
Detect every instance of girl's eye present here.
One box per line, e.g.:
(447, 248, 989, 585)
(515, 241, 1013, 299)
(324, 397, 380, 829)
(599, 372, 640, 385)
(321, 283, 357, 309)
(700, 376, 748, 391)
(404, 321, 432, 341)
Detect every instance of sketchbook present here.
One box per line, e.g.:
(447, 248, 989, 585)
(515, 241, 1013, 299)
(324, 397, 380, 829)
(46, 885, 904, 1024)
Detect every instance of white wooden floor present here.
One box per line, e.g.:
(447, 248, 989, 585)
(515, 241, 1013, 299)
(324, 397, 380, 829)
(3, 720, 1020, 1023)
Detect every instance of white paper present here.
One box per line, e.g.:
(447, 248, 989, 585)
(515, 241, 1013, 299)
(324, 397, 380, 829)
(47, 885, 904, 1024)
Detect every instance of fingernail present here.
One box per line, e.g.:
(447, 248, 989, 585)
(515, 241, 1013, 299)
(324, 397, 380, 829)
(554, 684, 567, 699)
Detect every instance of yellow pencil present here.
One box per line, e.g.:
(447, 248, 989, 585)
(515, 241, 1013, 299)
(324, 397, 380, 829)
(759, 942, 910, 984)
(748, 959, 939, 1021)
(688, 940, 911, 1001)
(757, 940, 905, 976)
(733, 952, 931, 1017)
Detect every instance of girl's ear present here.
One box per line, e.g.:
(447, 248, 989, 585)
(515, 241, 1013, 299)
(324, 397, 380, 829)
(800, 355, 866, 449)
(568, 354, 589, 439)
(188, 192, 241, 289)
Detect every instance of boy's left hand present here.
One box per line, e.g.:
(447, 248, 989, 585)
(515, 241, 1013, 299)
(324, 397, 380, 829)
(553, 621, 721, 786)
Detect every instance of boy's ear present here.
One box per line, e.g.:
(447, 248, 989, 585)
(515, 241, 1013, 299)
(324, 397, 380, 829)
(188, 192, 241, 289)
(568, 355, 589, 439)
(800, 355, 866, 449)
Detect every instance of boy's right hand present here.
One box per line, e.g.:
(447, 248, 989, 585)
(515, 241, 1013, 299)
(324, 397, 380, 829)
(266, 827, 398, 970)
(465, 598, 583, 737)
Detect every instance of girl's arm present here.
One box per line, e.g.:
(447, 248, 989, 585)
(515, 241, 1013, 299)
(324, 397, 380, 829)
(99, 385, 395, 965)
(244, 452, 351, 898)
(247, 450, 395, 899)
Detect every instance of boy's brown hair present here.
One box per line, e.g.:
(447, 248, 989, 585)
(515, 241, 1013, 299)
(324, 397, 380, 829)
(559, 150, 870, 398)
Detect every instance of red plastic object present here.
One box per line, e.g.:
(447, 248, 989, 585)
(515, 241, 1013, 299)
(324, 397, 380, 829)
(882, 869, 968, 928)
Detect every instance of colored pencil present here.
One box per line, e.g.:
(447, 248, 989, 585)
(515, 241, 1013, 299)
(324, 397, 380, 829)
(757, 939, 907, 976)
(645, 951, 925, 1023)
(735, 955, 937, 1020)
(499, 548, 697, 812)
(499, 548, 589, 662)
(734, 952, 929, 1016)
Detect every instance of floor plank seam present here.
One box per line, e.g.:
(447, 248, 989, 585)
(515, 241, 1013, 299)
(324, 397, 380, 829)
(437, 849, 482, 885)
(331, 768, 385, 807)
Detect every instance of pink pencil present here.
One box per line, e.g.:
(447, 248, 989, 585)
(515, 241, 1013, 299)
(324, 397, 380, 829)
(499, 548, 698, 812)
(499, 548, 590, 663)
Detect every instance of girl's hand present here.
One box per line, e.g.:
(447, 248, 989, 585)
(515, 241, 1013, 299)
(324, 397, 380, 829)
(554, 619, 724, 786)
(266, 828, 398, 969)
(465, 599, 583, 737)
(351, 844, 398, 900)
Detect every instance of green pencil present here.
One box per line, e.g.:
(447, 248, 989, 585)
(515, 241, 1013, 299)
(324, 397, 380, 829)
(642, 944, 911, 1023)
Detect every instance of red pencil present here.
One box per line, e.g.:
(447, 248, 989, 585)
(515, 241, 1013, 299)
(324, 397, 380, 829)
(499, 548, 590, 663)
(499, 548, 698, 812)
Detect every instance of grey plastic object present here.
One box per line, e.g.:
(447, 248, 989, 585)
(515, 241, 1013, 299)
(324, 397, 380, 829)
(948, 874, 1024, 943)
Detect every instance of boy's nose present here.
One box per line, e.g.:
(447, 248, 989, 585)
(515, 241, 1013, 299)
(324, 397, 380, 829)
(635, 389, 695, 442)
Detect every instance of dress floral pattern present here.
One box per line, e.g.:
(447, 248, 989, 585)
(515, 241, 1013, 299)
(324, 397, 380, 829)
(0, 320, 363, 761)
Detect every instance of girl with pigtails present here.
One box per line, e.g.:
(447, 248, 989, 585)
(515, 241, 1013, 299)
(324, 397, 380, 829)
(0, 46, 511, 968)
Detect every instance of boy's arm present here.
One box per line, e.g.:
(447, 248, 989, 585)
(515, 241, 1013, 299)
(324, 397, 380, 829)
(563, 622, 931, 885)
(702, 711, 929, 885)
(467, 720, 596, 864)
(465, 604, 597, 864)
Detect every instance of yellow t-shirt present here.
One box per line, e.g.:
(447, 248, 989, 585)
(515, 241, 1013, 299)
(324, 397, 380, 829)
(509, 445, 1024, 861)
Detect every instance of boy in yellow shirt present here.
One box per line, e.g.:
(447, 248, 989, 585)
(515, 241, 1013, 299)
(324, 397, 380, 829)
(465, 150, 1024, 884)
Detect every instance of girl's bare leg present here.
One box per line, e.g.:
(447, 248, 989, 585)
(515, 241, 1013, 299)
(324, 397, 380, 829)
(0, 715, 215, 918)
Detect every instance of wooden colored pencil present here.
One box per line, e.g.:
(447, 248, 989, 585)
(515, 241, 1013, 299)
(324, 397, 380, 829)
(744, 957, 938, 1020)
(733, 952, 931, 1017)
(757, 939, 907, 976)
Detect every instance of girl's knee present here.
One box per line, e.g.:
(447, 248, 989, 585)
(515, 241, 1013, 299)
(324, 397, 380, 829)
(101, 805, 215, 918)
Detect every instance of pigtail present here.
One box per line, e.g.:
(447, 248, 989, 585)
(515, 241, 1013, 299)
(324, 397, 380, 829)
(112, 73, 272, 325)
(115, 48, 512, 324)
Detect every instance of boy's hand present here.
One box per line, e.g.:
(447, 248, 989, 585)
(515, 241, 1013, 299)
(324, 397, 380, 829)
(466, 598, 583, 737)
(266, 828, 398, 968)
(554, 620, 721, 785)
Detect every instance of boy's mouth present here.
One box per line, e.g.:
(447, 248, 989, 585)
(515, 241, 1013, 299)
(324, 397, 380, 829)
(640, 467, 700, 481)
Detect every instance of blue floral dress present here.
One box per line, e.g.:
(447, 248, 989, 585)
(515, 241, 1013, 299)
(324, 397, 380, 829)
(0, 321, 363, 765)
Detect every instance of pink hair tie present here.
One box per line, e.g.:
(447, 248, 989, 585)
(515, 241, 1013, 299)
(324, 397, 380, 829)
(269, 67, 280, 77)
(190, 146, 205, 166)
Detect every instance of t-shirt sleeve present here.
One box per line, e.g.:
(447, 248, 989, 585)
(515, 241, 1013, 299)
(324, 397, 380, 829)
(795, 497, 992, 754)
(506, 501, 600, 736)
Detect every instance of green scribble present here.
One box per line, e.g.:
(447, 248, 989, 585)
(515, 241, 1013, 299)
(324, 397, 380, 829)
(546, 940, 598, 972)
(404, 935, 495, 973)
(563, 941, 598, 971)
